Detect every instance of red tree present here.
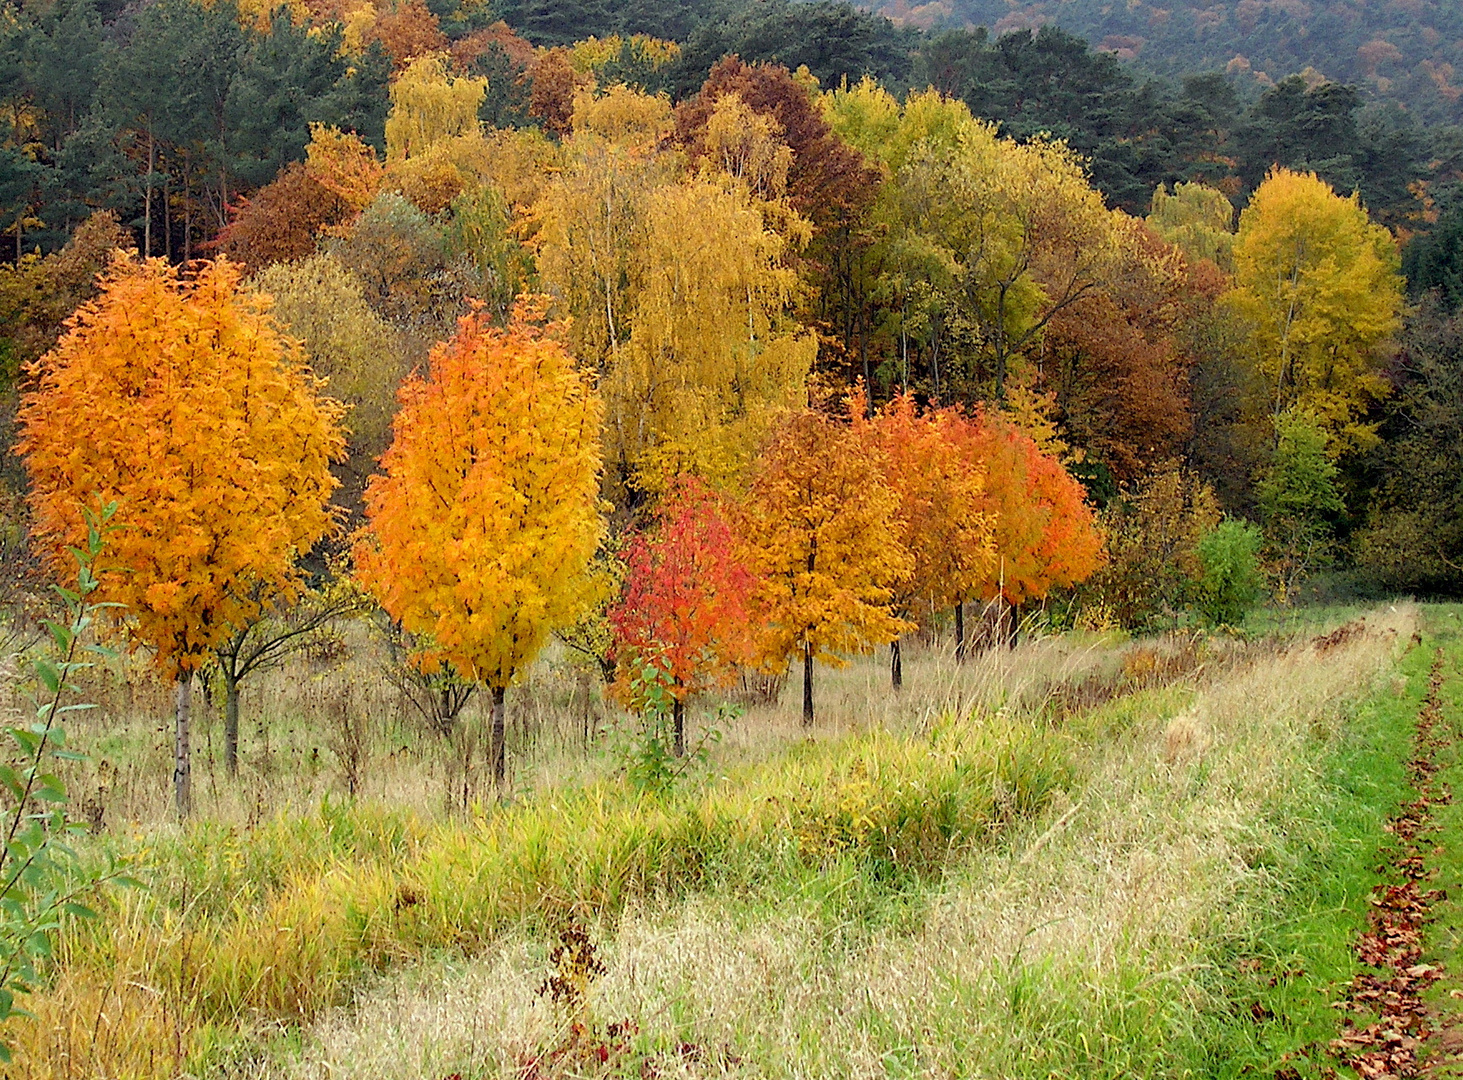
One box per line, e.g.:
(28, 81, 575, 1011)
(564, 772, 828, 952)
(608, 476, 757, 755)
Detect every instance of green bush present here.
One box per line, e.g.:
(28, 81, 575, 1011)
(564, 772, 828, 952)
(1195, 518, 1265, 627)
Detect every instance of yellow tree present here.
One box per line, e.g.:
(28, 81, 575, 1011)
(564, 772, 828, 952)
(1227, 167, 1403, 450)
(384, 53, 486, 164)
(18, 255, 346, 817)
(740, 410, 912, 726)
(356, 299, 602, 784)
(608, 174, 815, 493)
(533, 89, 812, 497)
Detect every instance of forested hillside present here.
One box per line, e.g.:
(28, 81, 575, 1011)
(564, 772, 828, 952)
(877, 0, 1463, 129)
(4, 0, 1463, 606)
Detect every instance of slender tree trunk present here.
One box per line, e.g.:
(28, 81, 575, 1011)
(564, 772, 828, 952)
(802, 642, 814, 728)
(143, 125, 155, 259)
(223, 671, 240, 778)
(672, 697, 685, 758)
(174, 673, 192, 819)
(1009, 601, 1022, 649)
(890, 638, 903, 691)
(489, 685, 506, 787)
(954, 601, 966, 662)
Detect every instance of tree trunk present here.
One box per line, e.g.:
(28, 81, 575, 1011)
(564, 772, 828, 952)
(223, 671, 240, 778)
(1010, 601, 1022, 649)
(489, 685, 506, 787)
(672, 697, 685, 758)
(174, 673, 192, 819)
(890, 638, 903, 691)
(954, 601, 966, 662)
(802, 642, 814, 728)
(143, 125, 155, 259)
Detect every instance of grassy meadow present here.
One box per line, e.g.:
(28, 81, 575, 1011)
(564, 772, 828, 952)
(0, 603, 1430, 1078)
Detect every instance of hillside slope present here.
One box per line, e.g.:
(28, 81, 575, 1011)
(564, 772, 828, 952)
(873, 0, 1463, 126)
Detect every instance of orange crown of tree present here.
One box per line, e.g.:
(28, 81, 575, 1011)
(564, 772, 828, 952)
(355, 298, 604, 691)
(18, 254, 347, 678)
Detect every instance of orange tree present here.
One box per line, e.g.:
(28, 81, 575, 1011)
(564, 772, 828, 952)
(851, 390, 994, 689)
(356, 299, 602, 786)
(607, 475, 757, 756)
(739, 409, 911, 726)
(944, 409, 1104, 650)
(18, 255, 346, 817)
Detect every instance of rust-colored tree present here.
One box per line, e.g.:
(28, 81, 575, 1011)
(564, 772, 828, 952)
(215, 162, 350, 274)
(17, 255, 346, 817)
(607, 475, 757, 755)
(740, 409, 911, 726)
(355, 299, 602, 785)
(851, 390, 994, 688)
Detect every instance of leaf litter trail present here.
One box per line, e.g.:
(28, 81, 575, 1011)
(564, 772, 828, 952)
(1331, 649, 1450, 1079)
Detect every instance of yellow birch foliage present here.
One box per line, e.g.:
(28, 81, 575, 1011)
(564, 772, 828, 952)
(17, 255, 346, 678)
(741, 410, 912, 672)
(1227, 167, 1403, 450)
(355, 299, 602, 690)
(611, 175, 815, 492)
(384, 54, 486, 164)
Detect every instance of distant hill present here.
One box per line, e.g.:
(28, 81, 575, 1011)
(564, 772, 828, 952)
(868, 0, 1463, 126)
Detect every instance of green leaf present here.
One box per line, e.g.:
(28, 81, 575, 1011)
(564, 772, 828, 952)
(60, 902, 97, 920)
(32, 661, 59, 695)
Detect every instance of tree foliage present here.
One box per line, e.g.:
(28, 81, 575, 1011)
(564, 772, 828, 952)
(739, 409, 911, 725)
(356, 299, 602, 780)
(608, 476, 756, 752)
(19, 255, 345, 679)
(1227, 168, 1403, 451)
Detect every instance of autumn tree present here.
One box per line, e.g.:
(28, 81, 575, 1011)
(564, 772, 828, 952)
(1147, 181, 1235, 270)
(216, 162, 350, 274)
(251, 253, 408, 514)
(356, 299, 602, 785)
(608, 476, 757, 755)
(740, 410, 912, 726)
(18, 255, 346, 817)
(384, 54, 486, 164)
(826, 82, 1122, 403)
(943, 409, 1104, 649)
(533, 90, 813, 497)
(1227, 167, 1403, 450)
(1086, 464, 1220, 629)
(851, 391, 993, 689)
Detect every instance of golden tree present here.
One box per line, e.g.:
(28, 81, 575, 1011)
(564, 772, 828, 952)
(1227, 167, 1403, 450)
(384, 54, 486, 164)
(18, 255, 346, 817)
(740, 410, 912, 726)
(356, 299, 602, 785)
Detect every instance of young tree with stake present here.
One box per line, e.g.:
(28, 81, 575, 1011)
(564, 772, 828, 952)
(356, 299, 602, 786)
(19, 255, 346, 818)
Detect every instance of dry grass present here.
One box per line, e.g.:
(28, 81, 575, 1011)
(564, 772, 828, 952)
(244, 606, 1417, 1080)
(52, 622, 1132, 833)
